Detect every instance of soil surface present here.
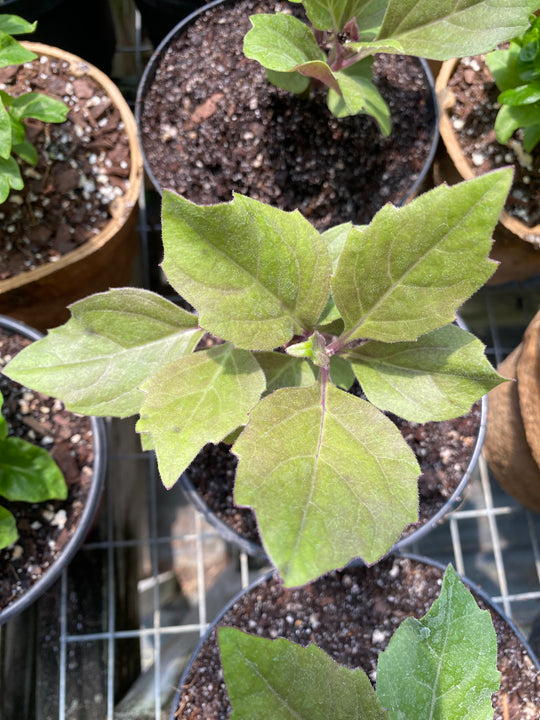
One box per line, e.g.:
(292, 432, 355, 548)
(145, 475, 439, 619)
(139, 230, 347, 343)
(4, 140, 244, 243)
(186, 400, 481, 551)
(0, 51, 131, 279)
(0, 328, 96, 613)
(445, 55, 540, 229)
(175, 556, 540, 720)
(137, 0, 437, 231)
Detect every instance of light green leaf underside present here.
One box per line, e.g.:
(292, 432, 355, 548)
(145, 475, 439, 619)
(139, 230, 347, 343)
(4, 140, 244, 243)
(376, 565, 500, 720)
(376, 0, 538, 60)
(137, 344, 265, 489)
(292, 0, 388, 34)
(327, 60, 391, 133)
(0, 506, 17, 550)
(233, 380, 419, 586)
(346, 324, 505, 422)
(3, 288, 202, 418)
(0, 436, 67, 502)
(162, 191, 331, 351)
(253, 352, 318, 394)
(332, 170, 511, 344)
(219, 628, 388, 720)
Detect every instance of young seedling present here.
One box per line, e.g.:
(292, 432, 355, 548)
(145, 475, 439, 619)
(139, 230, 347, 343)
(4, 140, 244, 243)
(0, 14, 69, 203)
(3, 170, 511, 586)
(217, 566, 501, 720)
(487, 13, 540, 152)
(0, 389, 67, 550)
(243, 0, 540, 130)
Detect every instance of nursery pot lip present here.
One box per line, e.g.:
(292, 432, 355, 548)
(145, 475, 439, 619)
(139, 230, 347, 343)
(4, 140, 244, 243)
(169, 551, 539, 720)
(135, 0, 440, 203)
(0, 314, 107, 626)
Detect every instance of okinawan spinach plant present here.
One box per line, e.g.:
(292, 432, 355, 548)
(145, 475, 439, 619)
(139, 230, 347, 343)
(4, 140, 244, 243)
(0, 389, 67, 550)
(218, 566, 501, 720)
(0, 14, 69, 203)
(486, 13, 540, 152)
(243, 0, 540, 130)
(3, 170, 511, 586)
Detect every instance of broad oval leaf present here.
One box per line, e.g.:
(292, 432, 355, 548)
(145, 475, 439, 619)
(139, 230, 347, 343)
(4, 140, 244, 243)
(0, 30, 36, 69)
(219, 627, 389, 720)
(0, 506, 17, 550)
(345, 324, 506, 422)
(0, 437, 67, 502)
(376, 565, 500, 720)
(243, 13, 325, 71)
(0, 15, 37, 37)
(233, 379, 419, 586)
(162, 192, 331, 350)
(10, 92, 68, 123)
(328, 60, 391, 132)
(136, 344, 265, 488)
(3, 288, 203, 418)
(253, 352, 318, 394)
(376, 0, 539, 60)
(332, 171, 511, 344)
(291, 0, 388, 34)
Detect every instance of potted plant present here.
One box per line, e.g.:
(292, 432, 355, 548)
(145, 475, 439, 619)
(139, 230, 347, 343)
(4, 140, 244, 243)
(172, 555, 540, 718)
(0, 13, 143, 331)
(0, 313, 106, 624)
(3, 170, 511, 587)
(435, 10, 540, 285)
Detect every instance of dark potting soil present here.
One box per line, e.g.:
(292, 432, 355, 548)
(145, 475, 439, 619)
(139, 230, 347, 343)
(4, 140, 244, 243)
(175, 556, 540, 719)
(446, 55, 540, 229)
(186, 401, 481, 549)
(0, 329, 95, 612)
(138, 0, 437, 231)
(0, 52, 131, 279)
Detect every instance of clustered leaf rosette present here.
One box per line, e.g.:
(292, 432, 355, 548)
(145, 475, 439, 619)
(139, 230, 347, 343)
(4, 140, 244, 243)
(0, 14, 69, 203)
(217, 565, 501, 720)
(243, 0, 540, 127)
(3, 169, 511, 586)
(487, 12, 540, 152)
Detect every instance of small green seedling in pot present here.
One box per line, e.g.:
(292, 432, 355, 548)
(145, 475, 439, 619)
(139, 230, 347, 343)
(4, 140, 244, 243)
(243, 0, 540, 130)
(0, 14, 69, 203)
(487, 13, 540, 152)
(3, 169, 511, 586)
(0, 389, 67, 549)
(218, 566, 501, 720)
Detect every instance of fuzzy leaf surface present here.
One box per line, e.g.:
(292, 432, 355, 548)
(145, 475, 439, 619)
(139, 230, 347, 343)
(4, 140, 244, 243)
(345, 324, 505, 422)
(290, 0, 388, 34)
(376, 565, 500, 719)
(137, 344, 265, 488)
(162, 192, 331, 350)
(243, 13, 325, 71)
(332, 171, 511, 344)
(0, 506, 17, 550)
(234, 380, 419, 586)
(219, 628, 388, 720)
(253, 352, 318, 394)
(327, 60, 391, 132)
(376, 0, 538, 60)
(3, 288, 203, 418)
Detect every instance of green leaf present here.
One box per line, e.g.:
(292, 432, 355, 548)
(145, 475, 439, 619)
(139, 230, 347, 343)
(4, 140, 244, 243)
(0, 437, 67, 502)
(329, 354, 355, 390)
(486, 46, 522, 92)
(13, 139, 38, 166)
(290, 0, 388, 34)
(332, 171, 511, 344)
(345, 324, 506, 422)
(376, 0, 539, 60)
(0, 15, 37, 36)
(523, 123, 540, 152)
(136, 344, 265, 488)
(218, 627, 389, 720)
(252, 352, 318, 394)
(498, 80, 540, 105)
(317, 223, 354, 326)
(161, 191, 331, 351)
(0, 155, 23, 202)
(3, 288, 203, 418)
(0, 100, 11, 159)
(286, 331, 329, 368)
(265, 68, 311, 94)
(493, 102, 540, 144)
(10, 92, 68, 123)
(376, 565, 500, 720)
(327, 60, 391, 132)
(0, 30, 36, 69)
(0, 506, 17, 550)
(234, 379, 419, 586)
(0, 395, 6, 442)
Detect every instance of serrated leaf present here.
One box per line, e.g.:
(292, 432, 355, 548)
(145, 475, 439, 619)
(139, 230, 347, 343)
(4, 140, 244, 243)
(0, 506, 17, 550)
(327, 60, 391, 132)
(219, 628, 389, 720)
(253, 352, 318, 394)
(162, 192, 331, 351)
(376, 0, 539, 60)
(290, 0, 388, 34)
(0, 437, 67, 502)
(332, 171, 511, 345)
(345, 324, 506, 422)
(234, 379, 419, 586)
(136, 344, 265, 488)
(10, 92, 68, 123)
(3, 288, 203, 418)
(376, 565, 500, 720)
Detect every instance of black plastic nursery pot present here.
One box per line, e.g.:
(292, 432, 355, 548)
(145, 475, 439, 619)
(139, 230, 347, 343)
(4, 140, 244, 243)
(133, 0, 205, 48)
(135, 0, 439, 230)
(171, 553, 540, 719)
(0, 314, 107, 625)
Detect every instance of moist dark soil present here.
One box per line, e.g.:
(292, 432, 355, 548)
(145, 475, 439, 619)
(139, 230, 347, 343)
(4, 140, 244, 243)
(445, 55, 540, 229)
(186, 401, 481, 550)
(0, 328, 96, 613)
(175, 556, 540, 720)
(0, 51, 131, 279)
(137, 0, 437, 231)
